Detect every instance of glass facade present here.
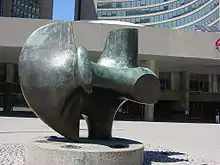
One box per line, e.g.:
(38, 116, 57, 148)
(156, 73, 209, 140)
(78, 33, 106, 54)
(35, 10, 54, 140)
(216, 75, 220, 92)
(0, 63, 28, 113)
(97, 0, 220, 30)
(12, 64, 28, 108)
(0, 0, 3, 16)
(0, 64, 6, 111)
(10, 0, 40, 18)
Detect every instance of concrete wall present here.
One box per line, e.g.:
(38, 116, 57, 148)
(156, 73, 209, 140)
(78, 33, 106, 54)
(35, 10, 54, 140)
(1, 17, 220, 110)
(39, 0, 54, 19)
(78, 0, 98, 20)
(0, 17, 220, 65)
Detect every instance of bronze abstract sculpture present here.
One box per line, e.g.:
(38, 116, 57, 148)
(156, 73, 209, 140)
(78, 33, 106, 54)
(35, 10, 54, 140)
(19, 21, 160, 141)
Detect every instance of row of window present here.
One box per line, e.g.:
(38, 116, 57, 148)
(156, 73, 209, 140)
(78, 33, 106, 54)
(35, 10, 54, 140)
(98, 0, 218, 25)
(0, 64, 20, 84)
(11, 0, 40, 7)
(0, 82, 22, 94)
(158, 9, 219, 29)
(159, 72, 220, 93)
(11, 0, 40, 18)
(209, 21, 220, 28)
(11, 9, 39, 18)
(0, 64, 5, 83)
(182, 11, 219, 30)
(106, 3, 219, 29)
(3, 67, 220, 107)
(105, 2, 218, 28)
(0, 64, 27, 107)
(0, 92, 28, 108)
(0, 0, 3, 16)
(190, 74, 209, 92)
(98, 0, 210, 18)
(97, 0, 186, 9)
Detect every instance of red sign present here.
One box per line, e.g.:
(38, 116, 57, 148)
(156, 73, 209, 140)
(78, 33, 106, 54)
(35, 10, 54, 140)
(215, 39, 220, 47)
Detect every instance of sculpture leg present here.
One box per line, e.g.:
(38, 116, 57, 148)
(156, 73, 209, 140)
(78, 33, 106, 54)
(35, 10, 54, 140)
(58, 92, 83, 141)
(81, 88, 126, 140)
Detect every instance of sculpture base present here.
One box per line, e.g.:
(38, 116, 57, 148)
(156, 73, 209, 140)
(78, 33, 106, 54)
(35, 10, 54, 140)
(25, 136, 144, 165)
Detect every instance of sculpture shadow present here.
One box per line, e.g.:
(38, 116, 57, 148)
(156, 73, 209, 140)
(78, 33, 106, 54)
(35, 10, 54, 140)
(40, 136, 142, 149)
(0, 129, 88, 134)
(144, 150, 188, 165)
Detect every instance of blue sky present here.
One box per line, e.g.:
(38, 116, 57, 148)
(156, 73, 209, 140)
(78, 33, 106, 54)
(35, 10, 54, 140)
(52, 0, 75, 21)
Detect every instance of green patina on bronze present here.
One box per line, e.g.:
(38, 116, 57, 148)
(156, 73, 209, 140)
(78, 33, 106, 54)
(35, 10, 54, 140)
(18, 21, 160, 141)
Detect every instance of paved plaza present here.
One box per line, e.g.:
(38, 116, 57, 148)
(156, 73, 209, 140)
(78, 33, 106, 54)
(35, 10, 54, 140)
(0, 117, 219, 164)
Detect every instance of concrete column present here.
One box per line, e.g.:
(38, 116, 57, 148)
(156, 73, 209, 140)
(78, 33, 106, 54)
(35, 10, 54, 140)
(39, 0, 53, 19)
(79, 0, 98, 20)
(213, 75, 218, 92)
(143, 60, 158, 121)
(208, 74, 213, 92)
(2, 0, 11, 17)
(179, 71, 190, 117)
(171, 72, 180, 91)
(3, 64, 14, 113)
(144, 104, 154, 121)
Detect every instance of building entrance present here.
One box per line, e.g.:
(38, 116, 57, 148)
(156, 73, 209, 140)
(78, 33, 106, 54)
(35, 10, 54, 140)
(0, 63, 28, 114)
(190, 102, 218, 123)
(0, 64, 5, 112)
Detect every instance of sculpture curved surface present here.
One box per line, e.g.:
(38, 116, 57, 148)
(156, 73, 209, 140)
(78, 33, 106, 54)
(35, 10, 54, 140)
(19, 21, 160, 141)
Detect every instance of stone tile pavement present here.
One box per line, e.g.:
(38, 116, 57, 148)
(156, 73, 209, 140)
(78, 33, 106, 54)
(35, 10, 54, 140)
(0, 117, 219, 164)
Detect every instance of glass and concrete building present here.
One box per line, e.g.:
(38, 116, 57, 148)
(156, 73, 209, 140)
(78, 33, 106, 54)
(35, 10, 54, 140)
(0, 0, 53, 19)
(0, 1, 220, 123)
(1, 18, 220, 123)
(76, 0, 220, 30)
(72, 1, 220, 123)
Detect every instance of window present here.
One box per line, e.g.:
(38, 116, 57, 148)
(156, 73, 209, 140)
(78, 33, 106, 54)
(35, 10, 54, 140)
(190, 74, 209, 92)
(155, 15, 160, 21)
(141, 0, 145, 6)
(160, 14, 164, 20)
(0, 64, 5, 94)
(107, 11, 111, 16)
(122, 2, 126, 8)
(159, 72, 171, 90)
(12, 93, 28, 107)
(177, 19, 181, 26)
(0, 64, 5, 82)
(12, 64, 28, 107)
(136, 17, 141, 23)
(127, 1, 131, 7)
(131, 1, 136, 7)
(150, 16, 155, 22)
(164, 5, 168, 10)
(164, 13, 168, 20)
(173, 20, 177, 27)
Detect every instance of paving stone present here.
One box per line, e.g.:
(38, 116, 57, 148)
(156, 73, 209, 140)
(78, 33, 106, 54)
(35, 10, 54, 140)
(0, 143, 218, 165)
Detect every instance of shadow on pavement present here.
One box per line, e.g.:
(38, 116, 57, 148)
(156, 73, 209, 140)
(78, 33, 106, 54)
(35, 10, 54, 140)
(144, 151, 188, 164)
(0, 111, 37, 118)
(0, 129, 88, 134)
